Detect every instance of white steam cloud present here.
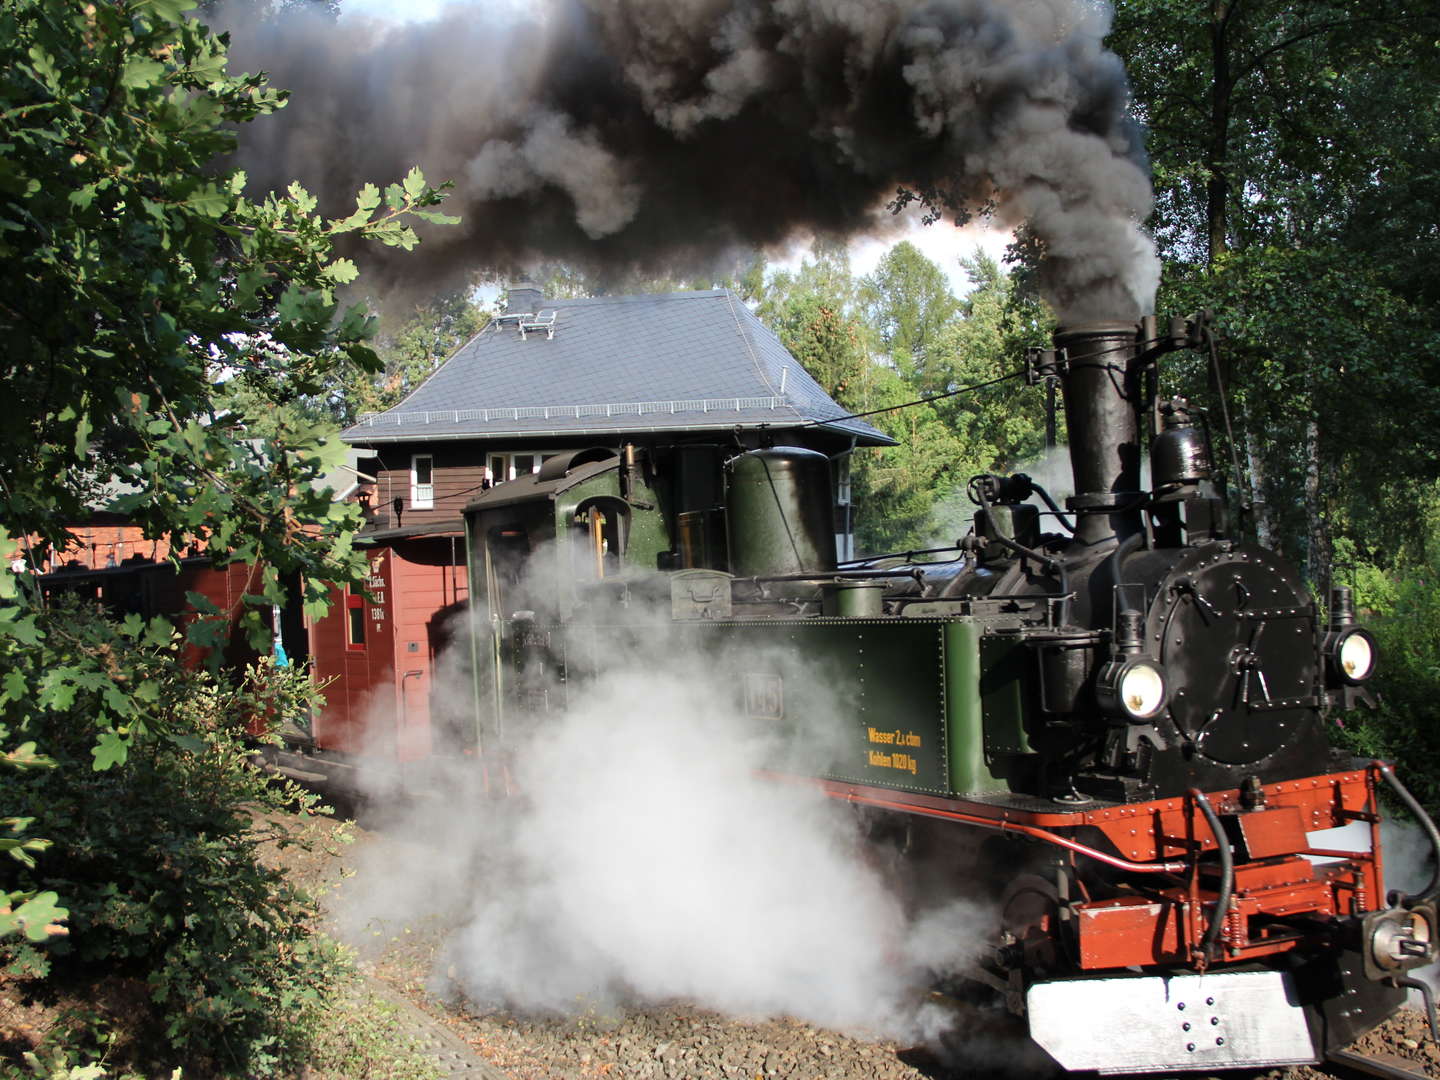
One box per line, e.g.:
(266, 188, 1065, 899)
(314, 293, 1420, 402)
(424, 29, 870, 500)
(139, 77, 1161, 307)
(333, 596, 997, 1047)
(446, 668, 922, 1026)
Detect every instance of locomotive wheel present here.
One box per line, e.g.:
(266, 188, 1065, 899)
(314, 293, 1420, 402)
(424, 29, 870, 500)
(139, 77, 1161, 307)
(857, 813, 1019, 916)
(999, 872, 1072, 977)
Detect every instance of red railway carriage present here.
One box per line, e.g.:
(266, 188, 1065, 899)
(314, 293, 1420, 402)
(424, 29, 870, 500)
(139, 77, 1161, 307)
(306, 527, 469, 766)
(37, 554, 266, 669)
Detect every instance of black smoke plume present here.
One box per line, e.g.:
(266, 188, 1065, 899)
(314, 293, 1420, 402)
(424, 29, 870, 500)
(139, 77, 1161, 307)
(224, 0, 1158, 320)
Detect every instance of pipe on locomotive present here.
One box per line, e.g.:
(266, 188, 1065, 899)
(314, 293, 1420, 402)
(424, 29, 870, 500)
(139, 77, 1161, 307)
(971, 477, 1072, 626)
(1190, 789, 1235, 962)
(778, 777, 1189, 875)
(1377, 763, 1440, 906)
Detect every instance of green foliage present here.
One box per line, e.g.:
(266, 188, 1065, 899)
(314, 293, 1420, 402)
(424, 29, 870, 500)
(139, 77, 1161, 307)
(1097, 0, 1440, 817)
(14, 1049, 116, 1080)
(0, 4, 453, 1074)
(1106, 0, 1440, 582)
(1111, 0, 1440, 264)
(853, 261, 1049, 551)
(0, 0, 449, 594)
(1155, 245, 1440, 581)
(750, 240, 1052, 553)
(758, 248, 870, 411)
(860, 241, 961, 391)
(1332, 491, 1440, 813)
(333, 288, 490, 425)
(846, 369, 970, 552)
(518, 259, 758, 304)
(300, 979, 446, 1080)
(3, 604, 346, 1076)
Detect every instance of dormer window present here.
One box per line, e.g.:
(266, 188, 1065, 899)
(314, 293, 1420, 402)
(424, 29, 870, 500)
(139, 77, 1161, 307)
(411, 454, 434, 509)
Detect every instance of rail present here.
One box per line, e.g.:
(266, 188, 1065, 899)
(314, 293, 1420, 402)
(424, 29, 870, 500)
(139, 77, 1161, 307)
(1327, 1047, 1433, 1080)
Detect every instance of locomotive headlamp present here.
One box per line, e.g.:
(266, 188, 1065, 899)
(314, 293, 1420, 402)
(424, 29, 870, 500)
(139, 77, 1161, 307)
(1326, 626, 1377, 684)
(1096, 655, 1170, 721)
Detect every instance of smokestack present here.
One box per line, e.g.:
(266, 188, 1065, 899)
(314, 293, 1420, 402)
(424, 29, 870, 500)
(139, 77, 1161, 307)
(220, 0, 1160, 320)
(1053, 323, 1144, 548)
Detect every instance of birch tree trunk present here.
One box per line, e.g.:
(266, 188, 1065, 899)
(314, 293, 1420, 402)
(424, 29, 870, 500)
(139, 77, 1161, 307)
(1239, 401, 1277, 548)
(1305, 413, 1330, 590)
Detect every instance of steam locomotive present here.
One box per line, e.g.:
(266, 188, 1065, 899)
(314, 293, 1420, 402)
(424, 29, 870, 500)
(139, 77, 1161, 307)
(459, 317, 1439, 1073)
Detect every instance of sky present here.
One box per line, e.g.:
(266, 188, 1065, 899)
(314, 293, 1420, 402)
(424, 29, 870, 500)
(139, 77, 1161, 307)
(342, 0, 456, 19)
(334, 0, 1014, 296)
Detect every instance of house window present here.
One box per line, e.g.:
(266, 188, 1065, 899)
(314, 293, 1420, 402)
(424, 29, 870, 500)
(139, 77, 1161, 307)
(487, 451, 556, 485)
(345, 587, 365, 650)
(411, 454, 434, 509)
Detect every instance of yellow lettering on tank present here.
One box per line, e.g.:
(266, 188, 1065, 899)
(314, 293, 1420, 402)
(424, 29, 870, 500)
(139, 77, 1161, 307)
(868, 727, 922, 748)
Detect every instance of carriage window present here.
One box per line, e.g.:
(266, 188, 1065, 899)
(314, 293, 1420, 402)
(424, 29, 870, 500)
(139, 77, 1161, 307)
(345, 587, 366, 649)
(411, 454, 434, 509)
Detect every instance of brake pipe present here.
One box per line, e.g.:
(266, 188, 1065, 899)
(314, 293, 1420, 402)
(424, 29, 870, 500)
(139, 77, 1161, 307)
(1190, 788, 1235, 960)
(799, 781, 1190, 875)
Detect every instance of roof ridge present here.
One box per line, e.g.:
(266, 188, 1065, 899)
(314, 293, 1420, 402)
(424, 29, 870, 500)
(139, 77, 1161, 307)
(382, 313, 495, 412)
(547, 288, 725, 304)
(723, 289, 782, 400)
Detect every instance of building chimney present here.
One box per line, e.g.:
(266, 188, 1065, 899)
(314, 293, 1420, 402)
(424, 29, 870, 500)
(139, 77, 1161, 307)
(504, 280, 543, 315)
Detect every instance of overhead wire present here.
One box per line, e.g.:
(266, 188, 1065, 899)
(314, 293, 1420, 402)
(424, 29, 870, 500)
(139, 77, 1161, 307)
(379, 365, 1034, 513)
(805, 333, 1183, 434)
(800, 367, 1027, 430)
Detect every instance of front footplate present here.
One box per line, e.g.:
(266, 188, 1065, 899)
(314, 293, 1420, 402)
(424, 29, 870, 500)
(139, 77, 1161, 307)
(1028, 970, 1314, 1072)
(1027, 964, 1404, 1074)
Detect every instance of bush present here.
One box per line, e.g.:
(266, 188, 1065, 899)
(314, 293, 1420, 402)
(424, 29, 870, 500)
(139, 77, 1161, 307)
(1332, 497, 1440, 816)
(2, 601, 347, 1077)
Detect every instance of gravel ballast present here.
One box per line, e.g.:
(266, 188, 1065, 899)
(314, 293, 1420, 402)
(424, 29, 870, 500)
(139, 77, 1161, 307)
(269, 808, 1440, 1080)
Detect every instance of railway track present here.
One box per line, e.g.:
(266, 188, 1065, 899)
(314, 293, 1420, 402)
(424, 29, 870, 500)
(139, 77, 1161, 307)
(1325, 1047, 1434, 1080)
(262, 796, 1440, 1080)
(358, 976, 509, 1080)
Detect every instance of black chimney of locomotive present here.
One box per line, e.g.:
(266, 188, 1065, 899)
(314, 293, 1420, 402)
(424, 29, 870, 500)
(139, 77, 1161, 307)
(1053, 323, 1145, 548)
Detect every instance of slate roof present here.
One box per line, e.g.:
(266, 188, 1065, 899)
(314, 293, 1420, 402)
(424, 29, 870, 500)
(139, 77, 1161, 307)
(340, 289, 893, 446)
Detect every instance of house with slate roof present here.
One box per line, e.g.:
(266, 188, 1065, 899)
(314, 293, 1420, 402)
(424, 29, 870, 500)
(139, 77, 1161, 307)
(302, 284, 892, 767)
(341, 283, 890, 532)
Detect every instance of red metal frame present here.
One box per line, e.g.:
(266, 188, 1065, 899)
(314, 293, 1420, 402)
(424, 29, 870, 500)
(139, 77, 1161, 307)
(773, 764, 1388, 973)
